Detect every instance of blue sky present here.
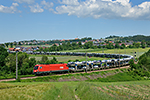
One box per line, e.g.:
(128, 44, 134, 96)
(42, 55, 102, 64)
(0, 0, 150, 43)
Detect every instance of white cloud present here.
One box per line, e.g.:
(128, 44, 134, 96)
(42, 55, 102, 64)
(41, 0, 54, 9)
(60, 0, 79, 5)
(54, 0, 150, 20)
(0, 3, 20, 13)
(29, 3, 44, 13)
(14, 0, 35, 4)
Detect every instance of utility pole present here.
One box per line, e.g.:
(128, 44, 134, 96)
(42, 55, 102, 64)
(16, 51, 18, 80)
(86, 52, 87, 73)
(119, 49, 120, 68)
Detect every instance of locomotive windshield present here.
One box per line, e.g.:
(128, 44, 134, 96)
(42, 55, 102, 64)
(34, 66, 39, 70)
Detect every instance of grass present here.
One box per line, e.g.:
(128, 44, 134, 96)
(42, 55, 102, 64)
(90, 72, 139, 82)
(63, 47, 150, 58)
(0, 80, 150, 100)
(29, 55, 111, 63)
(0, 68, 117, 83)
(0, 74, 35, 80)
(0, 67, 149, 100)
(29, 55, 85, 62)
(2, 67, 148, 83)
(29, 48, 150, 62)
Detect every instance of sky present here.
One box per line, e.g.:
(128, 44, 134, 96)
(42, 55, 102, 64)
(0, 0, 150, 43)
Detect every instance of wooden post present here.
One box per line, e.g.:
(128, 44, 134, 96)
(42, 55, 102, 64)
(16, 52, 18, 80)
(86, 52, 87, 73)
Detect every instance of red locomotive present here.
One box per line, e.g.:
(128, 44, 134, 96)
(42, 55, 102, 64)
(33, 63, 69, 75)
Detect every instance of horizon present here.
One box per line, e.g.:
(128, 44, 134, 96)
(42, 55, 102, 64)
(1, 34, 149, 44)
(0, 0, 150, 43)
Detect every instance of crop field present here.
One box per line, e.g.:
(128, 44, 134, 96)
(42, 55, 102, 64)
(0, 80, 150, 100)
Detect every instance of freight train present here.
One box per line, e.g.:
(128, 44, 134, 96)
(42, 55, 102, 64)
(33, 63, 69, 75)
(33, 52, 133, 75)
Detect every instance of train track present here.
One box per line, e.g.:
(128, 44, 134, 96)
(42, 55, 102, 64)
(1, 52, 133, 82)
(0, 65, 130, 82)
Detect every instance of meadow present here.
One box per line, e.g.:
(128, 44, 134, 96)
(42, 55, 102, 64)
(29, 47, 150, 62)
(64, 47, 150, 58)
(0, 65, 150, 100)
(0, 80, 150, 100)
(29, 55, 112, 63)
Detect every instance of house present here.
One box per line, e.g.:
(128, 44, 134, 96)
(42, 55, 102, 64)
(9, 48, 15, 51)
(93, 43, 100, 46)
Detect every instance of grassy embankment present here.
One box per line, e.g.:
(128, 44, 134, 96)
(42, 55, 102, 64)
(0, 80, 150, 100)
(2, 67, 149, 83)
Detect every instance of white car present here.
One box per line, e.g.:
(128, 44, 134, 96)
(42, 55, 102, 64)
(69, 67, 75, 70)
(93, 65, 99, 68)
(82, 66, 86, 69)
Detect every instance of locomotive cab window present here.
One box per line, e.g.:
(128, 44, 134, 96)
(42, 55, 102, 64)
(34, 66, 39, 70)
(40, 67, 42, 69)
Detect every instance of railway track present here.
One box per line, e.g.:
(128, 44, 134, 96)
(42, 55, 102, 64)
(0, 65, 130, 82)
(1, 52, 133, 82)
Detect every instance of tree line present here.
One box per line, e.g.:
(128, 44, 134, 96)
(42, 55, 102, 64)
(129, 49, 150, 78)
(0, 46, 58, 77)
(106, 35, 150, 42)
(38, 41, 148, 52)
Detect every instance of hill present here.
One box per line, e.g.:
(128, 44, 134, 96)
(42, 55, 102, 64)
(105, 35, 150, 42)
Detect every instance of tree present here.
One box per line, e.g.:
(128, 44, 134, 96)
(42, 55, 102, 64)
(39, 47, 43, 53)
(135, 43, 140, 48)
(18, 42, 21, 45)
(129, 59, 137, 70)
(41, 55, 48, 63)
(14, 41, 17, 47)
(84, 41, 93, 49)
(120, 44, 125, 49)
(51, 44, 57, 51)
(115, 43, 119, 48)
(78, 41, 82, 47)
(5, 43, 9, 48)
(106, 43, 114, 49)
(43, 47, 48, 53)
(28, 58, 36, 68)
(5, 54, 16, 73)
(0, 46, 8, 68)
(58, 45, 63, 51)
(10, 43, 13, 48)
(20, 62, 29, 75)
(141, 40, 145, 48)
(128, 45, 133, 48)
(18, 52, 29, 69)
(50, 57, 58, 64)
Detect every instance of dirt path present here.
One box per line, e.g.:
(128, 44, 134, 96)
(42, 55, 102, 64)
(0, 65, 130, 82)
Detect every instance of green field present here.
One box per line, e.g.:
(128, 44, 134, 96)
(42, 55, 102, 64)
(64, 48, 150, 58)
(0, 80, 150, 100)
(0, 66, 150, 100)
(29, 55, 112, 62)
(29, 48, 150, 62)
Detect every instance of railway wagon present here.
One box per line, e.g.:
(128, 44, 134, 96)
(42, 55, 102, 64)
(33, 63, 69, 75)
